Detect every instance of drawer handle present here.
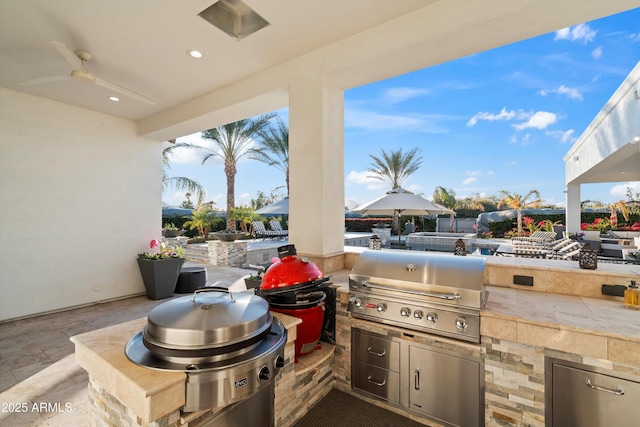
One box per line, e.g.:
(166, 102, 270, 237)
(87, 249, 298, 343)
(414, 368, 420, 390)
(586, 379, 625, 396)
(367, 347, 386, 357)
(367, 376, 386, 387)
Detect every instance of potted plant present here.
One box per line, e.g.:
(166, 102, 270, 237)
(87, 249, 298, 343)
(212, 229, 246, 242)
(162, 222, 186, 238)
(137, 239, 185, 300)
(244, 267, 265, 290)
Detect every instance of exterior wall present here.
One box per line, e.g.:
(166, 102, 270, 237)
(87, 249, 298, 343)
(0, 88, 161, 321)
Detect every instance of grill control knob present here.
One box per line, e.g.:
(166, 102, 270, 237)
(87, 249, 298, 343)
(400, 307, 411, 317)
(274, 355, 285, 369)
(354, 298, 363, 308)
(455, 317, 468, 330)
(258, 366, 270, 381)
(413, 310, 423, 320)
(376, 303, 387, 313)
(426, 312, 438, 323)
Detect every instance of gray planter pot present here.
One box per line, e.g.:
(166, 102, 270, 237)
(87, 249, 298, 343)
(244, 278, 261, 290)
(137, 257, 185, 300)
(163, 229, 186, 238)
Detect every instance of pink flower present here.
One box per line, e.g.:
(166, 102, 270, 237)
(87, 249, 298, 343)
(150, 239, 161, 249)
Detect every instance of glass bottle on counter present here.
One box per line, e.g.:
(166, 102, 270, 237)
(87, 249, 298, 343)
(624, 280, 640, 310)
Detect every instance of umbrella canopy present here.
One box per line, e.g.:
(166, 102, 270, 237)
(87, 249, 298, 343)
(350, 187, 455, 246)
(350, 187, 455, 216)
(256, 198, 289, 215)
(161, 207, 194, 218)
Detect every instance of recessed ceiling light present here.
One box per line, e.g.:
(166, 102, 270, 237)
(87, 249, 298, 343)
(188, 50, 203, 58)
(108, 96, 120, 102)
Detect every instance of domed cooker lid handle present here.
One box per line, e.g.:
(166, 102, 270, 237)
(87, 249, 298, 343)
(277, 244, 297, 258)
(191, 286, 234, 303)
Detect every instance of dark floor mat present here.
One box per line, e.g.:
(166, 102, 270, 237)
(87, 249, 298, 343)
(293, 389, 427, 427)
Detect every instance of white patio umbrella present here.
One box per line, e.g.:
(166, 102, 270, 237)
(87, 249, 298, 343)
(350, 187, 455, 245)
(255, 198, 289, 215)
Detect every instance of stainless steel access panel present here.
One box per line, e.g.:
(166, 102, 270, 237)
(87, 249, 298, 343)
(408, 345, 483, 427)
(545, 356, 640, 427)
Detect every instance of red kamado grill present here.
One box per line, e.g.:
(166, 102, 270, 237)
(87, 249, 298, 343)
(259, 245, 331, 362)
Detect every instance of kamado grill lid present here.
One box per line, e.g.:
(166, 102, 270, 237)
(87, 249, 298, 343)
(142, 287, 272, 352)
(260, 245, 328, 294)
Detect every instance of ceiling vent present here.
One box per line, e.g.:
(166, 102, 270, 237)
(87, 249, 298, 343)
(199, 0, 270, 41)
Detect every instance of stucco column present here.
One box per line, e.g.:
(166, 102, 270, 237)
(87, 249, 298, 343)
(565, 182, 581, 235)
(288, 72, 345, 258)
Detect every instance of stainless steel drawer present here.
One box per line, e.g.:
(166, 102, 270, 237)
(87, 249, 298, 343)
(352, 360, 400, 404)
(352, 329, 400, 372)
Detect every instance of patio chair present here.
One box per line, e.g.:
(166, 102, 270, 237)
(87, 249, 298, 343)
(251, 221, 280, 240)
(512, 240, 550, 258)
(511, 231, 557, 243)
(269, 219, 289, 239)
(546, 239, 583, 260)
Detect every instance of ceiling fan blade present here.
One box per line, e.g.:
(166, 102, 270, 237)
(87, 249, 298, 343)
(17, 75, 71, 86)
(51, 40, 84, 70)
(94, 77, 156, 105)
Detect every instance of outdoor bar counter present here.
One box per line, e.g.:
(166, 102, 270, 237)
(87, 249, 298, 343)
(72, 254, 640, 427)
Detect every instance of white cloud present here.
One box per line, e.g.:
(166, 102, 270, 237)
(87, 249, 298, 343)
(467, 107, 516, 126)
(630, 33, 640, 42)
(610, 182, 640, 199)
(510, 133, 533, 145)
(405, 183, 423, 194)
(546, 129, 575, 144)
(591, 46, 603, 59)
(167, 134, 213, 165)
(538, 85, 582, 100)
(554, 23, 597, 43)
(346, 170, 388, 191)
(346, 108, 425, 130)
(513, 111, 557, 130)
(487, 170, 494, 176)
(383, 87, 430, 104)
(163, 190, 188, 207)
(462, 177, 478, 185)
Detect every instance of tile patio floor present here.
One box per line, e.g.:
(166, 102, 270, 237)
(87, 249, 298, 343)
(0, 263, 250, 427)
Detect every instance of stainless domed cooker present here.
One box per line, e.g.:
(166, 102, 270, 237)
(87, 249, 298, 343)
(125, 287, 287, 413)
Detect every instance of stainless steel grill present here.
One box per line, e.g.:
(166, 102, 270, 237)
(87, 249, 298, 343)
(348, 250, 487, 343)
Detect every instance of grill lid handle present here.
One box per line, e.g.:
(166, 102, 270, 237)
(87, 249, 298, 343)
(190, 286, 235, 303)
(361, 281, 461, 301)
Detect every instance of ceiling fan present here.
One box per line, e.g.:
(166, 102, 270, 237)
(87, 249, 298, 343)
(17, 40, 155, 105)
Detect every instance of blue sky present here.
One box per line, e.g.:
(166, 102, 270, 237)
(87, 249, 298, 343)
(164, 9, 640, 210)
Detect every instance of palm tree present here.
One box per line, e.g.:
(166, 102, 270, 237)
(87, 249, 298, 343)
(498, 190, 542, 235)
(366, 147, 422, 189)
(433, 186, 456, 232)
(176, 114, 275, 230)
(183, 210, 219, 237)
(366, 147, 423, 233)
(162, 145, 205, 206)
(249, 116, 290, 195)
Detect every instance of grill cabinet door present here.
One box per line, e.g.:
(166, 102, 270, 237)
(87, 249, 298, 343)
(408, 345, 482, 427)
(551, 364, 640, 427)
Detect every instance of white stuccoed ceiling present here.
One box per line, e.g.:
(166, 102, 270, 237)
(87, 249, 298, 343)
(1, 0, 638, 135)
